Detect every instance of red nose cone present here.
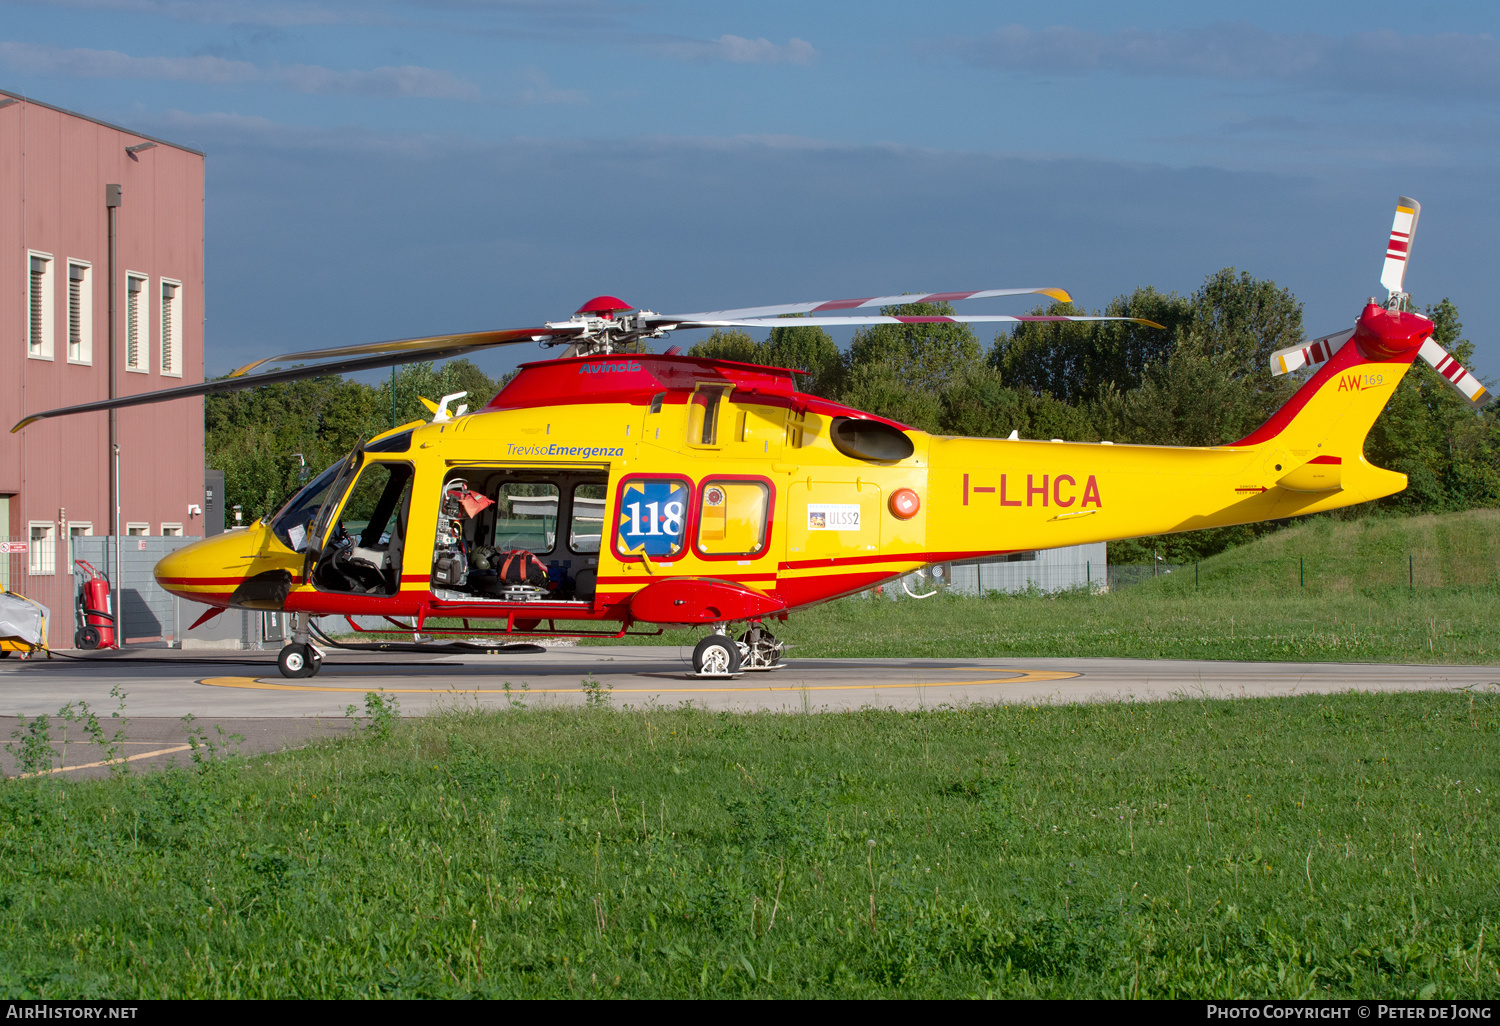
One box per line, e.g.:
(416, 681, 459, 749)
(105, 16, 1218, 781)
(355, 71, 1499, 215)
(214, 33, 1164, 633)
(575, 295, 633, 319)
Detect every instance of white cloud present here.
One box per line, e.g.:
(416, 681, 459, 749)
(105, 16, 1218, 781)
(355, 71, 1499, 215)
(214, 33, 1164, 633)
(930, 23, 1500, 97)
(0, 42, 481, 100)
(649, 34, 817, 65)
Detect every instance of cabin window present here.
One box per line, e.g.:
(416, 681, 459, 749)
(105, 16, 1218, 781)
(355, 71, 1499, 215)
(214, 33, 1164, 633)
(695, 478, 772, 558)
(494, 482, 560, 554)
(569, 483, 606, 554)
(613, 476, 691, 560)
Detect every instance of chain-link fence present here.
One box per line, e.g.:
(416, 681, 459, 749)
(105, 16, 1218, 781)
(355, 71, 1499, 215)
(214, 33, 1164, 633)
(865, 545, 1500, 602)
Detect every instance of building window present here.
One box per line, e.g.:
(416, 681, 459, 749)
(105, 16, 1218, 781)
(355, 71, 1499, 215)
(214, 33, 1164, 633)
(28, 523, 56, 575)
(67, 523, 92, 565)
(159, 279, 182, 377)
(126, 523, 149, 536)
(66, 261, 92, 364)
(27, 252, 53, 360)
(125, 274, 149, 372)
(160, 523, 183, 537)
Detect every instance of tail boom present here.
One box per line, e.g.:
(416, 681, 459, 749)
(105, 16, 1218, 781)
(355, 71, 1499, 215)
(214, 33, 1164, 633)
(920, 303, 1426, 559)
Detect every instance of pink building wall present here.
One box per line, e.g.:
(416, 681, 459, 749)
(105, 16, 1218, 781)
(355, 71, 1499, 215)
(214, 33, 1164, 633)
(0, 91, 206, 569)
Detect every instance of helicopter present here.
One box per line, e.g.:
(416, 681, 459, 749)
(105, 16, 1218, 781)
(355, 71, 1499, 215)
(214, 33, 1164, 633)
(12, 197, 1489, 679)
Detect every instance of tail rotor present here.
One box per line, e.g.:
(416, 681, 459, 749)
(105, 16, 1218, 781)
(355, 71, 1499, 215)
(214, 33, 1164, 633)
(1268, 196, 1490, 408)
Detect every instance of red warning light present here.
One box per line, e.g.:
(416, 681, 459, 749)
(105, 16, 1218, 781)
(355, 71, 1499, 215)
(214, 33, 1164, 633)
(889, 488, 920, 519)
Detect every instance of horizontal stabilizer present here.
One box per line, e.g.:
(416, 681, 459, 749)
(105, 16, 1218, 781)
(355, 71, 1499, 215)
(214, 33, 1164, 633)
(1277, 455, 1342, 493)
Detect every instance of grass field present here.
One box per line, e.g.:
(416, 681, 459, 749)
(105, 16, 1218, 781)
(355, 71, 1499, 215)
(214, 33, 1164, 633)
(581, 510, 1500, 663)
(2, 690, 1498, 998)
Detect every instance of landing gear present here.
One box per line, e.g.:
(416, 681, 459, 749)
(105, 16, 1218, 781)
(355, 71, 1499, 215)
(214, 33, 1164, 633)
(692, 634, 742, 677)
(278, 612, 323, 678)
(277, 642, 322, 679)
(739, 623, 784, 671)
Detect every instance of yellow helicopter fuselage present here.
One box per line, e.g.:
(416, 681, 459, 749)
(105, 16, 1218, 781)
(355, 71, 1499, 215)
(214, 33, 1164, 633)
(153, 303, 1427, 634)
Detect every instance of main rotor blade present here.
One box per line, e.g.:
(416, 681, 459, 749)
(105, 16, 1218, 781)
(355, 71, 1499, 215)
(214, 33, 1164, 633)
(1380, 196, 1421, 298)
(670, 313, 1165, 330)
(654, 287, 1073, 324)
(1417, 338, 1490, 406)
(1269, 328, 1354, 377)
(12, 328, 565, 432)
(226, 326, 563, 377)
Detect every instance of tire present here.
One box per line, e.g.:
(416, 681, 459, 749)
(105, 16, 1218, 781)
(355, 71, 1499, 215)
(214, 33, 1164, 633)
(692, 634, 742, 676)
(278, 643, 318, 679)
(75, 626, 102, 651)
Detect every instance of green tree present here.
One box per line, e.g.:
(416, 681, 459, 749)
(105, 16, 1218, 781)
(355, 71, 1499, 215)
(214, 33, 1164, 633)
(686, 329, 761, 364)
(845, 302, 982, 396)
(761, 320, 841, 396)
(992, 288, 1194, 404)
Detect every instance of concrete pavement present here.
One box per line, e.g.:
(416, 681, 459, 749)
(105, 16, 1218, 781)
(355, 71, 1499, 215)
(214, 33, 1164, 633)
(2, 645, 1495, 776)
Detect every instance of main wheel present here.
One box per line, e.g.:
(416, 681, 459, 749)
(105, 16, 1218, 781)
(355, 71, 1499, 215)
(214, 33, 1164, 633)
(75, 626, 102, 650)
(692, 634, 742, 676)
(278, 642, 319, 679)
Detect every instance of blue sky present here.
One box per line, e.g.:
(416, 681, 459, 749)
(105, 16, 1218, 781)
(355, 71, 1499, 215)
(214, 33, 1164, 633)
(4, 0, 1499, 380)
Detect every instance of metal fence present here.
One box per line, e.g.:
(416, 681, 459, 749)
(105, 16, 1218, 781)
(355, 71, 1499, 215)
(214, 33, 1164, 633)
(0, 534, 259, 650)
(873, 553, 1500, 602)
(0, 534, 77, 649)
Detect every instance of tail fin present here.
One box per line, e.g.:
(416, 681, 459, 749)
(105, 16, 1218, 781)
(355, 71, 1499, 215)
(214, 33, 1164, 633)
(1233, 303, 1433, 502)
(1236, 303, 1431, 452)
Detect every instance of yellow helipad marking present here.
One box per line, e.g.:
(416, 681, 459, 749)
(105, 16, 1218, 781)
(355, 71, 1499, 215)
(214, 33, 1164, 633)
(21, 744, 195, 777)
(199, 667, 1081, 694)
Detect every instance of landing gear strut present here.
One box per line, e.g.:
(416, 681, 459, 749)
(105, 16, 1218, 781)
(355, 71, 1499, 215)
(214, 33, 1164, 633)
(277, 613, 323, 679)
(739, 622, 783, 671)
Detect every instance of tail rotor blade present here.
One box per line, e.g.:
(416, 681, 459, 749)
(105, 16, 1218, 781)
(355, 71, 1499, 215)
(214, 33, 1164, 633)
(1418, 338, 1491, 406)
(1380, 196, 1421, 298)
(1269, 329, 1354, 377)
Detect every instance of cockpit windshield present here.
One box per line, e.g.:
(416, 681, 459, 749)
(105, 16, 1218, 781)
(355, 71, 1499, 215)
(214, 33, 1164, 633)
(270, 461, 344, 551)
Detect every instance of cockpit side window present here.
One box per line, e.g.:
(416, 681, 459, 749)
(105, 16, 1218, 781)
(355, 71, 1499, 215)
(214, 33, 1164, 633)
(269, 461, 343, 552)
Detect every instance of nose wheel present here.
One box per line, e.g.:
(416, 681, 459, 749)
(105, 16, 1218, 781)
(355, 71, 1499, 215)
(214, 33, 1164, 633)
(277, 642, 322, 679)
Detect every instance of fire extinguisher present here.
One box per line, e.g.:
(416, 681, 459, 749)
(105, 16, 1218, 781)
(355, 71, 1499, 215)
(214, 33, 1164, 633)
(73, 560, 117, 650)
